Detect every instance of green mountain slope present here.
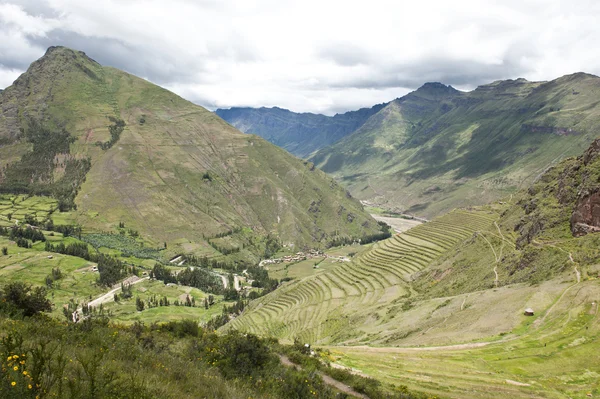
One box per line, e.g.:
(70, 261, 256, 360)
(215, 105, 385, 158)
(311, 76, 600, 218)
(228, 138, 600, 348)
(0, 47, 379, 257)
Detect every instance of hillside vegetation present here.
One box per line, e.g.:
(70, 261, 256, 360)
(216, 105, 385, 158)
(226, 139, 600, 398)
(311, 76, 600, 218)
(0, 46, 379, 260)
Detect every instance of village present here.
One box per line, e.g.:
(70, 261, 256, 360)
(259, 249, 351, 267)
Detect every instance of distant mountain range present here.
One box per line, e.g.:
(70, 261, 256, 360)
(218, 74, 600, 218)
(215, 105, 385, 158)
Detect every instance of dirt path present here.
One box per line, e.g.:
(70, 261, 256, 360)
(478, 232, 499, 287)
(337, 342, 492, 353)
(79, 276, 149, 313)
(569, 253, 581, 283)
(219, 275, 228, 289)
(460, 294, 469, 311)
(279, 355, 369, 398)
(493, 266, 499, 287)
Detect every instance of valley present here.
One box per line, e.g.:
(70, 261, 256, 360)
(1, 44, 600, 399)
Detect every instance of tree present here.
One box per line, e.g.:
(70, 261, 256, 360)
(135, 297, 145, 312)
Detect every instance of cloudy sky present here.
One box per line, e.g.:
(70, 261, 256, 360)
(1, 0, 599, 115)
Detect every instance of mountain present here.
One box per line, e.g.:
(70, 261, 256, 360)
(215, 104, 385, 158)
(310, 75, 600, 218)
(0, 46, 380, 257)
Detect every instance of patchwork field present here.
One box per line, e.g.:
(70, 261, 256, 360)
(227, 209, 496, 344)
(331, 278, 600, 399)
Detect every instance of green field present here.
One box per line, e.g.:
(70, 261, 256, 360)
(332, 278, 600, 399)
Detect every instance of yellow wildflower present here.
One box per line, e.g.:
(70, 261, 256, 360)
(11, 381, 16, 386)
(13, 366, 18, 371)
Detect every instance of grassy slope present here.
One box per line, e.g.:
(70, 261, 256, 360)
(311, 75, 600, 218)
(228, 140, 600, 398)
(0, 47, 379, 256)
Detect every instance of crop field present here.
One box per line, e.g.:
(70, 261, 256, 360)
(0, 195, 58, 225)
(331, 278, 600, 399)
(0, 235, 104, 318)
(104, 279, 232, 324)
(227, 209, 496, 344)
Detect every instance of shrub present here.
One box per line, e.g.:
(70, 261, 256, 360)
(0, 282, 52, 317)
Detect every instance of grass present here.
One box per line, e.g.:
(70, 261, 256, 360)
(329, 279, 600, 399)
(105, 279, 232, 324)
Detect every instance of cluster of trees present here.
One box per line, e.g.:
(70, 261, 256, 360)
(0, 119, 91, 211)
(97, 255, 126, 287)
(132, 294, 171, 311)
(0, 225, 46, 243)
(263, 234, 281, 258)
(45, 241, 93, 260)
(327, 221, 393, 248)
(177, 267, 224, 294)
(96, 117, 125, 150)
(150, 263, 224, 294)
(246, 265, 278, 292)
(183, 254, 233, 271)
(0, 281, 52, 317)
(45, 267, 63, 288)
(208, 240, 241, 255)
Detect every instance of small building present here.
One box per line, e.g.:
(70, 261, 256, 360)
(524, 308, 534, 316)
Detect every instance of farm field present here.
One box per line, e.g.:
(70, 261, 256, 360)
(330, 278, 600, 399)
(0, 194, 233, 324)
(105, 279, 232, 324)
(227, 209, 498, 344)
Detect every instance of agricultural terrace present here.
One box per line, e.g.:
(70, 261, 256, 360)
(226, 209, 495, 344)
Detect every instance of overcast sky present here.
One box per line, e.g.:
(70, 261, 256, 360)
(1, 0, 599, 115)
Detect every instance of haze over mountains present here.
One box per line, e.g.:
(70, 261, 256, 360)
(215, 105, 385, 158)
(219, 73, 600, 218)
(0, 46, 380, 258)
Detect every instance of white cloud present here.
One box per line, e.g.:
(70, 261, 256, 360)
(1, 0, 600, 114)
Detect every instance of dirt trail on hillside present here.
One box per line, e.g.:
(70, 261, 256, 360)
(279, 355, 369, 398)
(87, 277, 149, 308)
(337, 342, 492, 353)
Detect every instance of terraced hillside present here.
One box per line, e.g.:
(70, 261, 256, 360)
(227, 209, 495, 344)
